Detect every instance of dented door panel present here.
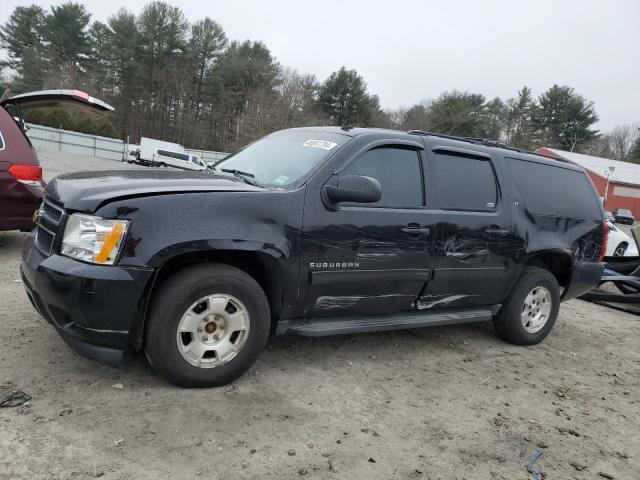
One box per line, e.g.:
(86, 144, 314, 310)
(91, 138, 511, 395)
(301, 213, 436, 316)
(299, 134, 438, 316)
(419, 141, 520, 307)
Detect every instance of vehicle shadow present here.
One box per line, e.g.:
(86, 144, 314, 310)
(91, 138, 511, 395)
(265, 320, 498, 354)
(116, 320, 503, 387)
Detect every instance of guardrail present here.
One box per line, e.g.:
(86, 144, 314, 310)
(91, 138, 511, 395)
(25, 123, 228, 164)
(26, 123, 124, 160)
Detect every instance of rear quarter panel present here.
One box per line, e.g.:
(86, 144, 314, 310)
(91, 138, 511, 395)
(498, 154, 604, 295)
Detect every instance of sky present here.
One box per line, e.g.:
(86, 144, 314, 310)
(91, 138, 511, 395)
(2, 0, 639, 132)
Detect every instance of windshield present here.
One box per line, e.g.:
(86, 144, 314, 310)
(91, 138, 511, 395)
(214, 130, 350, 188)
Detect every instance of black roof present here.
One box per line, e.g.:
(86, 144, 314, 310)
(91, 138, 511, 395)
(282, 126, 581, 172)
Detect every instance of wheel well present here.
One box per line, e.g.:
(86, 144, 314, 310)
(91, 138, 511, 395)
(525, 252, 572, 288)
(144, 250, 283, 339)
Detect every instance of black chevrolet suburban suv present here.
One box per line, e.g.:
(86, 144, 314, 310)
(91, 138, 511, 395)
(21, 127, 607, 387)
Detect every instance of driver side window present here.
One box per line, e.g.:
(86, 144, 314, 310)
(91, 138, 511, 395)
(342, 147, 424, 208)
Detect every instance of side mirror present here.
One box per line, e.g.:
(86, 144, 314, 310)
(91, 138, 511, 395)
(324, 175, 382, 204)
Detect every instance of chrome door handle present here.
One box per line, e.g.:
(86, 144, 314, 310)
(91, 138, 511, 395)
(484, 228, 509, 236)
(402, 224, 430, 235)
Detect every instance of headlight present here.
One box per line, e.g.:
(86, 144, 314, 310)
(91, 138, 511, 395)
(61, 214, 129, 265)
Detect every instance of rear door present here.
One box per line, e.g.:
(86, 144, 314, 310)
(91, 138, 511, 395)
(422, 143, 518, 306)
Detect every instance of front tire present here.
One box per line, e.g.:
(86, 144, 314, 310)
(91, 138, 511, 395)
(144, 264, 270, 387)
(493, 267, 560, 345)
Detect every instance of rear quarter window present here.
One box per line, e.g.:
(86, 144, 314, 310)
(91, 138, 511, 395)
(505, 157, 602, 219)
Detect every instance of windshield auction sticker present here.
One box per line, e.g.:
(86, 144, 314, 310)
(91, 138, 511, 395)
(303, 139, 338, 150)
(274, 175, 289, 184)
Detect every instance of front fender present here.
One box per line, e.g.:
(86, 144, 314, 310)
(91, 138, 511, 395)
(147, 238, 290, 269)
(93, 190, 305, 268)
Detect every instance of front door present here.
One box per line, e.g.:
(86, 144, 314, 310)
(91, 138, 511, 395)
(300, 143, 437, 316)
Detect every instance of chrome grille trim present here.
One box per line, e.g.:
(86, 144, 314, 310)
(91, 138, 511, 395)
(36, 222, 56, 236)
(41, 197, 64, 225)
(35, 196, 65, 256)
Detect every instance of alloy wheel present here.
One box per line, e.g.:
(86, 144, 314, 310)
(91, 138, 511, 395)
(521, 286, 552, 333)
(176, 294, 250, 368)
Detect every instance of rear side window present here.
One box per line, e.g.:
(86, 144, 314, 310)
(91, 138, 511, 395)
(157, 149, 189, 161)
(342, 147, 424, 208)
(431, 151, 498, 211)
(505, 157, 601, 219)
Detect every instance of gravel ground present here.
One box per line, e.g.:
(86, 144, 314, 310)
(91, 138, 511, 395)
(0, 150, 639, 479)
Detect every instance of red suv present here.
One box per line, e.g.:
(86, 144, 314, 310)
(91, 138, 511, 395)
(0, 89, 113, 231)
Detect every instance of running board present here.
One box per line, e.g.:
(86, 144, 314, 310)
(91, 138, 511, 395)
(275, 306, 500, 337)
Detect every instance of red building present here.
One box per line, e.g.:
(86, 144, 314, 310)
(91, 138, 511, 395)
(536, 147, 640, 217)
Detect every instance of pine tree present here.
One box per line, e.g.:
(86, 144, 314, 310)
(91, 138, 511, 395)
(505, 86, 535, 149)
(0, 5, 47, 91)
(318, 67, 379, 126)
(42, 2, 93, 86)
(532, 85, 598, 152)
(428, 91, 487, 137)
(629, 136, 640, 162)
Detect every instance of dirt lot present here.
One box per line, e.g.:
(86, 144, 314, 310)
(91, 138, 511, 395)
(1, 151, 639, 479)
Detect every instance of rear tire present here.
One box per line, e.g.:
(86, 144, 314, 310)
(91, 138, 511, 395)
(493, 266, 560, 345)
(144, 264, 270, 387)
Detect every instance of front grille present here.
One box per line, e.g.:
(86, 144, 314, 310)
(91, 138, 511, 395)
(35, 196, 64, 256)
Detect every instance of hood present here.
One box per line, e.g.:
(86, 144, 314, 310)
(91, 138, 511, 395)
(46, 169, 263, 212)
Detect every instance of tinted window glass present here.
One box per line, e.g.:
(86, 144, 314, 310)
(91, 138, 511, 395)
(505, 158, 601, 219)
(342, 147, 423, 208)
(157, 149, 189, 161)
(431, 152, 497, 210)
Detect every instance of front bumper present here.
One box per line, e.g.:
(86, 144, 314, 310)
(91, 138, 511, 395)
(21, 235, 155, 364)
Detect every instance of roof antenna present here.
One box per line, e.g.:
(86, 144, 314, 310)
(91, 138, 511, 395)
(341, 124, 354, 131)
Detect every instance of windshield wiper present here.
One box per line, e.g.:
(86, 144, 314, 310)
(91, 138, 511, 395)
(220, 168, 260, 186)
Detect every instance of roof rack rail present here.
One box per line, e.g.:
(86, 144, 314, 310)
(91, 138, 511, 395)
(407, 129, 499, 146)
(406, 129, 547, 158)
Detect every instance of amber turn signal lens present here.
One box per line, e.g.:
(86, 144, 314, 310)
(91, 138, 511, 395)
(95, 223, 125, 264)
